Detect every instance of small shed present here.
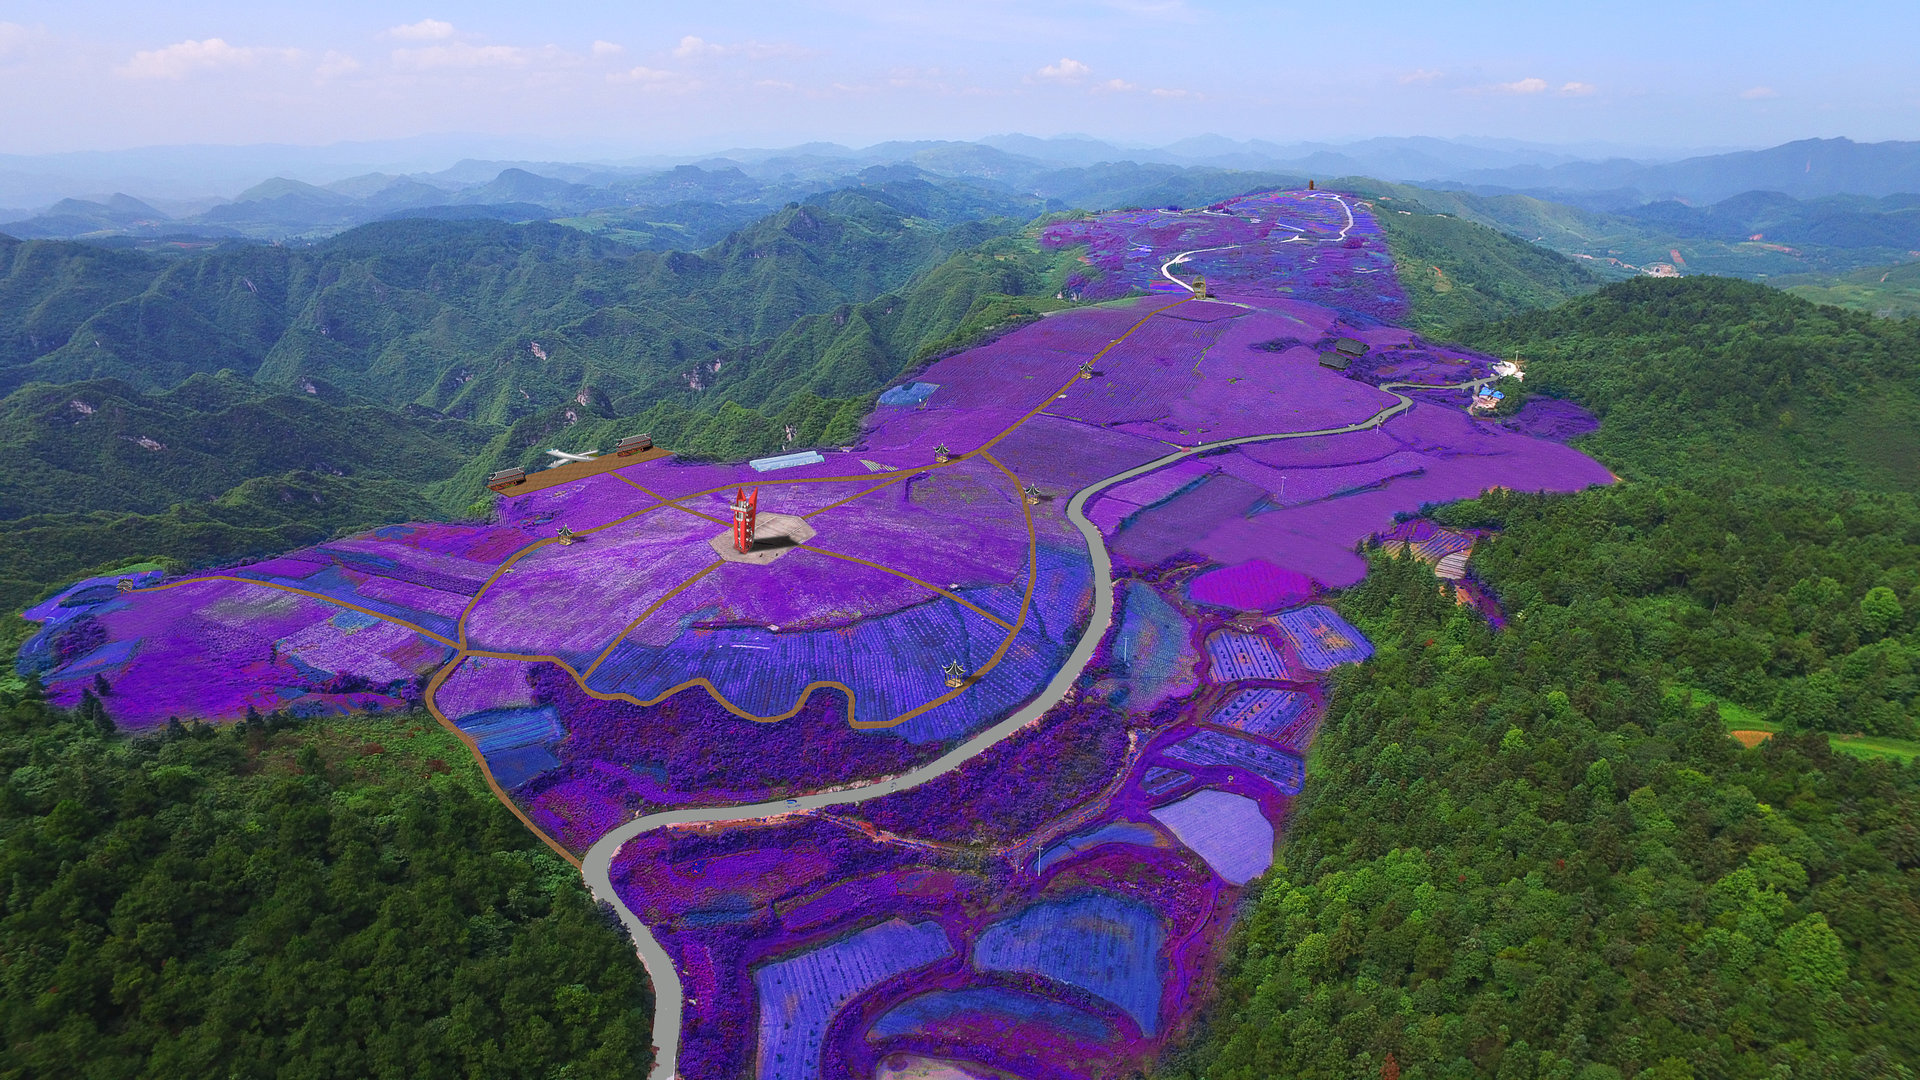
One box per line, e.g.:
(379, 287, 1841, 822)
(1317, 351, 1351, 371)
(1334, 337, 1369, 357)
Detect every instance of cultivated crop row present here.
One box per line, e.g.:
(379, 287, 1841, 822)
(1203, 630, 1288, 682)
(1206, 688, 1316, 742)
(1159, 728, 1305, 795)
(971, 893, 1166, 1036)
(753, 918, 955, 1080)
(1275, 605, 1375, 670)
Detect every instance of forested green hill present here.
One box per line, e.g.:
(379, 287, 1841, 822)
(0, 689, 654, 1079)
(1469, 277, 1920, 491)
(1372, 202, 1602, 337)
(1165, 277, 1920, 1080)
(0, 372, 492, 518)
(1, 195, 1011, 421)
(0, 192, 1091, 641)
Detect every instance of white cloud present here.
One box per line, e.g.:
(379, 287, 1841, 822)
(316, 51, 361, 78)
(1103, 0, 1192, 15)
(1151, 86, 1199, 99)
(592, 40, 624, 57)
(385, 19, 455, 41)
(1400, 68, 1444, 85)
(1036, 57, 1090, 81)
(608, 64, 684, 88)
(0, 21, 39, 56)
(1559, 81, 1597, 96)
(673, 35, 723, 59)
(1493, 76, 1550, 94)
(119, 38, 301, 79)
(672, 35, 807, 61)
(1099, 77, 1137, 92)
(392, 42, 531, 69)
(886, 66, 957, 90)
(1741, 86, 1778, 99)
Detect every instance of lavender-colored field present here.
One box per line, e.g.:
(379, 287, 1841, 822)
(1207, 688, 1318, 746)
(755, 919, 953, 1080)
(972, 893, 1166, 1036)
(1502, 397, 1602, 442)
(1149, 789, 1276, 886)
(1204, 630, 1289, 682)
(1275, 605, 1375, 670)
(1187, 559, 1313, 612)
(1158, 728, 1306, 795)
(17, 189, 1616, 1079)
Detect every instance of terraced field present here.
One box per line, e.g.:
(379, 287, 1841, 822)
(17, 190, 1614, 1080)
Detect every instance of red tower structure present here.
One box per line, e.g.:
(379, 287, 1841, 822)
(731, 487, 759, 553)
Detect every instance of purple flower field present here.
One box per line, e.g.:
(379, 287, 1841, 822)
(15, 189, 1620, 1079)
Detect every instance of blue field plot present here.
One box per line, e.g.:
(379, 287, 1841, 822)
(589, 593, 1004, 732)
(1275, 605, 1373, 670)
(1113, 582, 1191, 697)
(267, 565, 461, 640)
(486, 744, 561, 789)
(1140, 766, 1191, 796)
(456, 704, 563, 753)
(971, 892, 1165, 1036)
(589, 544, 1091, 746)
(1150, 788, 1275, 885)
(753, 918, 952, 1080)
(1159, 728, 1305, 794)
(1207, 687, 1316, 744)
(52, 638, 141, 680)
(869, 986, 1117, 1042)
(329, 610, 382, 633)
(1035, 820, 1164, 874)
(1203, 630, 1286, 681)
(456, 704, 565, 790)
(877, 382, 939, 406)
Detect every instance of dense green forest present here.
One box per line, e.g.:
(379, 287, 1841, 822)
(1458, 278, 1920, 737)
(1165, 276, 1920, 1079)
(0, 189, 1023, 419)
(0, 688, 653, 1079)
(1349, 181, 1920, 286)
(1164, 549, 1918, 1079)
(0, 183, 1095, 642)
(1468, 277, 1920, 492)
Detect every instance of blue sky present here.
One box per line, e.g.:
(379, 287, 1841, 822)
(2, 1, 1915, 155)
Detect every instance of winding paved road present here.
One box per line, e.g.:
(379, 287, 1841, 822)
(582, 335, 1479, 1077)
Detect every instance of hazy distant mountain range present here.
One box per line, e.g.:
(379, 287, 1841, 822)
(5, 134, 1920, 245)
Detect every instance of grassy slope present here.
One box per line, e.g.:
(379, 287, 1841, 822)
(1774, 260, 1920, 320)
(1368, 201, 1602, 338)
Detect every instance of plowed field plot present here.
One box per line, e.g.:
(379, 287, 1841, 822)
(19, 189, 1615, 1080)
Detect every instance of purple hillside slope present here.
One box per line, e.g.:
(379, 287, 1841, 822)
(16, 190, 1620, 1076)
